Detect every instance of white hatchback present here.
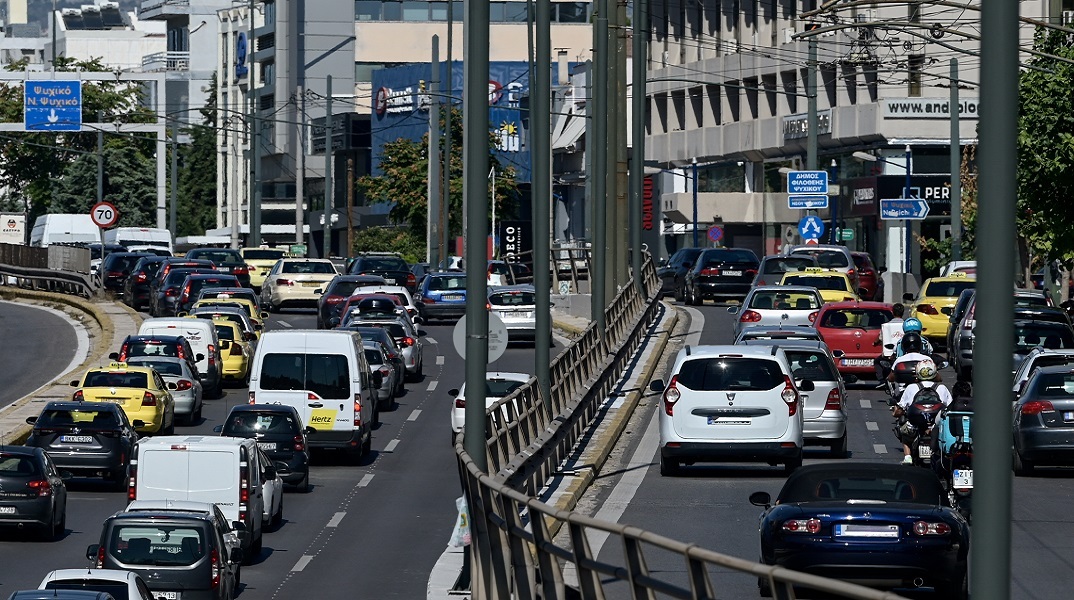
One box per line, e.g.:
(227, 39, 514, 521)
(652, 345, 805, 475)
(449, 372, 532, 436)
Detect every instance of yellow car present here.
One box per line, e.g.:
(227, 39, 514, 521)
(909, 272, 976, 343)
(187, 308, 260, 342)
(70, 362, 175, 435)
(190, 296, 268, 332)
(241, 247, 286, 290)
(208, 319, 253, 383)
(779, 268, 859, 304)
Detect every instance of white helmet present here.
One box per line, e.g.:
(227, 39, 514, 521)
(916, 359, 937, 382)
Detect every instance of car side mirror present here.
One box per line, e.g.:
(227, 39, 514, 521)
(176, 311, 188, 317)
(884, 343, 895, 350)
(59, 470, 74, 481)
(196, 353, 205, 362)
(86, 544, 101, 561)
(727, 306, 739, 314)
(261, 312, 270, 320)
(798, 380, 816, 392)
(133, 420, 147, 429)
(230, 548, 245, 564)
(831, 349, 845, 358)
(329, 317, 341, 328)
(25, 416, 37, 424)
(371, 371, 383, 390)
(649, 379, 666, 392)
(902, 292, 915, 302)
(413, 316, 424, 325)
(844, 374, 859, 384)
(166, 382, 178, 391)
(749, 491, 772, 508)
(70, 380, 80, 387)
(213, 425, 223, 433)
(108, 352, 119, 361)
(245, 332, 257, 341)
(304, 426, 316, 435)
(274, 462, 291, 475)
(264, 465, 276, 480)
(448, 388, 460, 397)
(878, 266, 887, 274)
(232, 520, 247, 531)
(857, 288, 868, 298)
(314, 288, 323, 295)
(684, 262, 694, 268)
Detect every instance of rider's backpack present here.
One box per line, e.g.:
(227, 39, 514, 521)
(912, 382, 943, 406)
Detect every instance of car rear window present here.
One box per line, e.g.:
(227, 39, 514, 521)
(37, 408, 120, 429)
(1014, 294, 1050, 308)
(699, 249, 758, 266)
(762, 257, 815, 274)
(214, 324, 236, 341)
(282, 261, 336, 274)
(748, 290, 819, 310)
(782, 275, 849, 291)
(851, 254, 874, 269)
(923, 280, 975, 297)
(792, 249, 850, 269)
(428, 276, 466, 290)
(356, 322, 406, 339)
(187, 278, 238, 298)
(223, 412, 300, 436)
(127, 358, 183, 376)
(165, 268, 204, 286)
(109, 524, 207, 566)
(778, 468, 946, 504)
(1014, 325, 1074, 354)
(260, 353, 350, 399)
(487, 378, 527, 397)
(243, 249, 284, 260)
(490, 291, 536, 305)
(84, 371, 149, 388)
(1031, 355, 1074, 373)
(820, 308, 892, 329)
(125, 340, 179, 359)
(740, 331, 821, 342)
(102, 254, 145, 272)
(329, 281, 362, 296)
(45, 580, 131, 600)
(359, 257, 408, 271)
(675, 358, 784, 391)
(0, 454, 42, 476)
(785, 351, 837, 382)
(189, 250, 244, 266)
(354, 328, 394, 347)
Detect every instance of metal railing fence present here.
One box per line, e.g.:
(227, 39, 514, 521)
(0, 243, 94, 297)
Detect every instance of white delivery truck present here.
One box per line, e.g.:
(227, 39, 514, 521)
(29, 214, 100, 247)
(105, 227, 174, 255)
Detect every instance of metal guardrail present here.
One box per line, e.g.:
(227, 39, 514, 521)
(455, 251, 907, 600)
(0, 244, 95, 297)
(0, 263, 95, 297)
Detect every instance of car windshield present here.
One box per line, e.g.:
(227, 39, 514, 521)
(785, 351, 837, 381)
(223, 412, 299, 435)
(748, 291, 819, 310)
(487, 378, 527, 397)
(188, 250, 244, 266)
(778, 467, 947, 504)
(792, 249, 850, 269)
(923, 280, 976, 298)
(109, 525, 207, 566)
(124, 340, 179, 359)
(1014, 325, 1074, 354)
(762, 257, 815, 274)
(282, 261, 335, 274)
(45, 580, 131, 600)
(37, 408, 121, 429)
(0, 454, 41, 476)
(676, 358, 784, 391)
(820, 308, 892, 329)
(490, 291, 536, 306)
(84, 371, 149, 388)
(360, 257, 408, 271)
(782, 275, 849, 291)
(126, 358, 183, 376)
(428, 276, 466, 290)
(243, 249, 284, 260)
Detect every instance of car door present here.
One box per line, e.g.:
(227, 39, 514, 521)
(256, 448, 281, 522)
(784, 349, 840, 420)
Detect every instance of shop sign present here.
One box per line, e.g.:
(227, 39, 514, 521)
(783, 109, 831, 140)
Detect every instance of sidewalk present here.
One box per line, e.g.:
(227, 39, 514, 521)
(0, 289, 142, 445)
(427, 301, 679, 599)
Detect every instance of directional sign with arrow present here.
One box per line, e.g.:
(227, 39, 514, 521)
(879, 198, 930, 220)
(798, 215, 825, 240)
(24, 80, 82, 132)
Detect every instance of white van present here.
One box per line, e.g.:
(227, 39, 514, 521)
(248, 330, 379, 460)
(129, 435, 284, 556)
(105, 227, 174, 255)
(139, 318, 222, 395)
(29, 214, 100, 247)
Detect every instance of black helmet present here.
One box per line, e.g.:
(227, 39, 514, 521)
(902, 331, 923, 354)
(356, 297, 397, 315)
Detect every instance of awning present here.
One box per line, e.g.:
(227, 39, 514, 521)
(552, 105, 586, 153)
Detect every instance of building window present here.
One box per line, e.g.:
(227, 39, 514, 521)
(907, 54, 923, 97)
(504, 2, 528, 21)
(490, 2, 506, 21)
(697, 163, 747, 193)
(355, 1, 381, 20)
(557, 2, 588, 22)
(382, 1, 402, 20)
(263, 1, 276, 25)
(402, 1, 430, 20)
(430, 2, 447, 20)
(263, 61, 275, 86)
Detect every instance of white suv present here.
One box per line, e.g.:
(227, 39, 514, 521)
(652, 345, 806, 475)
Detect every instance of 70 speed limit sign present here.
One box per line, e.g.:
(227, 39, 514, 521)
(90, 201, 119, 228)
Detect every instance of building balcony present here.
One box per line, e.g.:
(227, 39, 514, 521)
(142, 51, 190, 72)
(139, 0, 191, 20)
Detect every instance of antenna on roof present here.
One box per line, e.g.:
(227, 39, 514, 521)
(685, 345, 691, 356)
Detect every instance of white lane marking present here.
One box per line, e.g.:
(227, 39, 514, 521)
(425, 336, 438, 344)
(866, 421, 879, 431)
(292, 555, 314, 572)
(873, 443, 888, 454)
(427, 380, 438, 391)
(278, 320, 293, 328)
(358, 474, 375, 487)
(384, 439, 400, 453)
(408, 409, 422, 421)
(680, 305, 706, 347)
(859, 398, 872, 409)
(326, 512, 346, 528)
(436, 355, 445, 366)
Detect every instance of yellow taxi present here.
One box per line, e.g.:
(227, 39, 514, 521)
(241, 247, 286, 290)
(190, 296, 268, 333)
(779, 268, 859, 304)
(208, 319, 254, 383)
(909, 272, 976, 343)
(70, 362, 175, 435)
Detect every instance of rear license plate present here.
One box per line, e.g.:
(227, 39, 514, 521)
(442, 294, 463, 301)
(61, 435, 93, 443)
(154, 592, 180, 600)
(1064, 411, 1074, 421)
(257, 442, 277, 451)
(722, 270, 742, 277)
(0, 507, 14, 514)
(918, 445, 932, 459)
(834, 524, 899, 538)
(302, 281, 321, 287)
(514, 311, 533, 319)
(707, 417, 750, 425)
(953, 469, 973, 489)
(842, 359, 872, 367)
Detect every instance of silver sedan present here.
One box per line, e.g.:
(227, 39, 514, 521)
(347, 315, 425, 381)
(363, 340, 399, 411)
(125, 356, 204, 425)
(728, 285, 823, 339)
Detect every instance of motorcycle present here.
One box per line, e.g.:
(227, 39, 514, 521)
(893, 391, 944, 467)
(933, 408, 974, 521)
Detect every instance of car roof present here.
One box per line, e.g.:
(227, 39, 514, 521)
(41, 569, 140, 584)
(1030, 364, 1074, 375)
(280, 258, 334, 264)
(489, 284, 535, 293)
(749, 285, 818, 293)
(679, 345, 784, 358)
(86, 363, 156, 376)
(788, 244, 851, 253)
(42, 400, 122, 411)
(484, 372, 531, 382)
(227, 403, 301, 415)
(106, 510, 214, 524)
(0, 445, 39, 456)
(126, 334, 184, 342)
(125, 499, 217, 513)
(738, 339, 830, 352)
(337, 275, 387, 282)
(12, 590, 116, 600)
(818, 301, 892, 310)
(137, 435, 252, 449)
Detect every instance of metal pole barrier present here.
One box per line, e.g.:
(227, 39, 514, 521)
(950, 58, 962, 262)
(170, 119, 178, 239)
(462, 0, 490, 472)
(296, 85, 305, 247)
(972, 0, 1016, 597)
(533, 1, 552, 411)
(442, 4, 453, 264)
(323, 75, 333, 257)
(904, 145, 912, 274)
(97, 111, 105, 207)
(692, 160, 699, 247)
(630, 0, 646, 292)
(807, 37, 817, 171)
(591, 4, 609, 332)
(429, 36, 441, 269)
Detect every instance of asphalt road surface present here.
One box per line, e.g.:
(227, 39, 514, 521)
(0, 301, 78, 408)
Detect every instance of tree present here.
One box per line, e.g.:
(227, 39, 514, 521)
(176, 74, 221, 237)
(52, 144, 156, 226)
(357, 107, 520, 250)
(351, 226, 427, 263)
(918, 145, 978, 273)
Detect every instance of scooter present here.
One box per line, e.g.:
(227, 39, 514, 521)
(900, 393, 944, 467)
(934, 409, 974, 520)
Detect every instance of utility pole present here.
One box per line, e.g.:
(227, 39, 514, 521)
(604, 0, 620, 296)
(323, 75, 334, 257)
(692, 159, 698, 247)
(613, 0, 629, 289)
(629, 0, 647, 292)
(533, 0, 552, 410)
(170, 119, 178, 239)
(346, 153, 355, 255)
(950, 58, 962, 262)
(591, 0, 609, 332)
(807, 37, 818, 171)
(249, 0, 261, 247)
(51, 0, 57, 70)
(97, 111, 104, 206)
(295, 85, 305, 247)
(442, 1, 453, 264)
(428, 36, 441, 269)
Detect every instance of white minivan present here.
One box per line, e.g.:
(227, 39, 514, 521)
(128, 435, 284, 560)
(139, 318, 222, 395)
(248, 330, 380, 461)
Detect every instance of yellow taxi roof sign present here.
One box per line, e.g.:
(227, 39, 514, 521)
(108, 361, 128, 368)
(803, 267, 826, 273)
(947, 272, 969, 278)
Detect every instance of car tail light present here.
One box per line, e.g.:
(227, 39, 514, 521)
(135, 272, 147, 283)
(745, 269, 757, 278)
(293, 435, 305, 452)
(248, 392, 256, 404)
(782, 376, 799, 416)
(239, 467, 249, 522)
(308, 392, 320, 401)
(916, 303, 939, 315)
(353, 394, 363, 426)
(165, 287, 178, 298)
(326, 295, 345, 304)
(485, 302, 492, 311)
(407, 273, 417, 286)
(862, 269, 875, 276)
(663, 375, 681, 416)
(26, 479, 52, 497)
(402, 336, 415, 347)
(913, 521, 952, 536)
(179, 288, 189, 304)
(782, 518, 821, 534)
(141, 392, 157, 407)
(233, 266, 249, 276)
(701, 267, 720, 276)
(1021, 400, 1055, 415)
(230, 342, 243, 356)
(277, 278, 294, 286)
(824, 388, 842, 410)
(106, 271, 123, 278)
(176, 346, 186, 360)
(73, 390, 84, 401)
(95, 545, 105, 568)
(210, 547, 220, 589)
(455, 397, 466, 409)
(176, 379, 193, 391)
(847, 268, 856, 279)
(739, 310, 762, 323)
(756, 278, 767, 286)
(207, 344, 216, 366)
(127, 461, 137, 500)
(808, 311, 818, 323)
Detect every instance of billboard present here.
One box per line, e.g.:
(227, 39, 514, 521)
(0, 213, 26, 245)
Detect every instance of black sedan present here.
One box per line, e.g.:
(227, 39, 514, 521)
(750, 463, 968, 598)
(348, 253, 416, 291)
(683, 247, 759, 305)
(1013, 364, 1074, 474)
(657, 247, 704, 299)
(316, 274, 388, 329)
(98, 251, 154, 295)
(0, 446, 68, 540)
(185, 247, 253, 287)
(122, 255, 168, 311)
(216, 404, 312, 492)
(24, 402, 137, 489)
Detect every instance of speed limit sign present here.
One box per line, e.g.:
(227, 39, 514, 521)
(90, 201, 119, 228)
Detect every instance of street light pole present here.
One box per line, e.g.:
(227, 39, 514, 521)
(692, 159, 699, 247)
(828, 158, 838, 244)
(950, 58, 962, 262)
(904, 145, 912, 273)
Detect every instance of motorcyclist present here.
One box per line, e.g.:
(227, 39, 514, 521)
(873, 303, 905, 381)
(887, 332, 932, 383)
(896, 317, 934, 357)
(892, 358, 953, 464)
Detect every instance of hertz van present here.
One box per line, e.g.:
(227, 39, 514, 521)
(248, 330, 378, 461)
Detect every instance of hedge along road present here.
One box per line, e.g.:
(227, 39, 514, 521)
(0, 300, 83, 408)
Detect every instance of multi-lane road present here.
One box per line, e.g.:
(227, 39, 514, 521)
(0, 301, 80, 408)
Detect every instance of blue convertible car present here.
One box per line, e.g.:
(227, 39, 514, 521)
(750, 462, 969, 598)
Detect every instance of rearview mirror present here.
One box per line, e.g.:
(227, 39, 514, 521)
(649, 379, 666, 392)
(244, 332, 257, 342)
(727, 306, 739, 314)
(176, 311, 188, 317)
(232, 521, 247, 531)
(448, 388, 460, 397)
(108, 352, 119, 361)
(230, 548, 245, 564)
(260, 312, 269, 320)
(749, 491, 772, 508)
(304, 426, 316, 435)
(219, 340, 232, 350)
(70, 380, 80, 387)
(212, 425, 223, 433)
(831, 349, 845, 358)
(857, 288, 868, 298)
(196, 353, 205, 362)
(264, 465, 276, 480)
(133, 420, 147, 428)
(902, 292, 915, 303)
(844, 374, 859, 384)
(314, 288, 323, 295)
(371, 371, 383, 390)
(25, 416, 37, 424)
(86, 544, 100, 561)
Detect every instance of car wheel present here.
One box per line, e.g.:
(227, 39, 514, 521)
(271, 495, 283, 528)
(193, 402, 203, 423)
(659, 455, 680, 476)
(233, 565, 241, 595)
(298, 471, 311, 493)
(163, 415, 175, 436)
(784, 454, 803, 473)
(1013, 450, 1034, 476)
(49, 510, 65, 541)
(830, 431, 849, 459)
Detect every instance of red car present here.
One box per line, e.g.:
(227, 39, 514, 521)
(815, 301, 894, 378)
(850, 252, 881, 301)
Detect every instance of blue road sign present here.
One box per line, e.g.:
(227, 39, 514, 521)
(788, 195, 829, 210)
(708, 225, 724, 242)
(880, 199, 930, 220)
(798, 215, 825, 240)
(24, 80, 82, 132)
(787, 170, 828, 195)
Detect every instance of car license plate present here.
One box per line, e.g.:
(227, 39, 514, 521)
(1064, 411, 1074, 422)
(0, 506, 14, 514)
(722, 270, 742, 277)
(257, 442, 277, 451)
(953, 469, 973, 489)
(443, 294, 463, 301)
(918, 445, 932, 459)
(61, 435, 93, 443)
(515, 311, 533, 319)
(842, 359, 872, 367)
(834, 524, 899, 538)
(707, 417, 750, 425)
(302, 281, 321, 287)
(154, 592, 180, 600)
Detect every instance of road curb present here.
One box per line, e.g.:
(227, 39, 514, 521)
(546, 301, 680, 535)
(552, 317, 588, 339)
